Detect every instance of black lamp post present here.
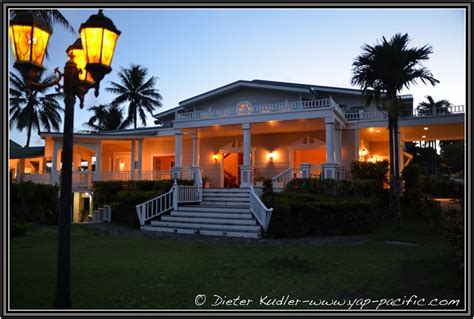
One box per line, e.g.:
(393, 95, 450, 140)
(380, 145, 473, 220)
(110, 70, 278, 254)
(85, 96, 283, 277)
(9, 9, 120, 308)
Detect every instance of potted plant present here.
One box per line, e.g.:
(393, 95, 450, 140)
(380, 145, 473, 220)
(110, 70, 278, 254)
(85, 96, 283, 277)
(202, 176, 211, 189)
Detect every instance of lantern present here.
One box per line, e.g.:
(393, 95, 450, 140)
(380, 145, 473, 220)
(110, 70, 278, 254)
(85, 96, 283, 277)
(66, 38, 94, 84)
(79, 9, 121, 84)
(9, 10, 52, 81)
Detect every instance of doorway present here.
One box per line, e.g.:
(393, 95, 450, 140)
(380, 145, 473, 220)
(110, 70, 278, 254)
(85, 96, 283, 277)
(223, 152, 242, 188)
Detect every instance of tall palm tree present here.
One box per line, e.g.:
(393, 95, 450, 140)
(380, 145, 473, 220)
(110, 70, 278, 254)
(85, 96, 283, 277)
(106, 64, 163, 129)
(83, 104, 124, 131)
(417, 95, 452, 116)
(351, 33, 439, 226)
(10, 10, 75, 34)
(9, 71, 64, 147)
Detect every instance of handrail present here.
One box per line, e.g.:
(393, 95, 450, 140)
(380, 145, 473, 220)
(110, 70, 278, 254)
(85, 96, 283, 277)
(136, 181, 177, 225)
(250, 185, 274, 232)
(271, 167, 294, 192)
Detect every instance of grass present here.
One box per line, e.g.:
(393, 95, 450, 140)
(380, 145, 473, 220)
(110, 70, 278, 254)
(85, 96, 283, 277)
(10, 218, 464, 310)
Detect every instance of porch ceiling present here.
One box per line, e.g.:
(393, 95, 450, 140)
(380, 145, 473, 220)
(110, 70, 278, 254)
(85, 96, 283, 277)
(198, 118, 326, 138)
(362, 123, 464, 142)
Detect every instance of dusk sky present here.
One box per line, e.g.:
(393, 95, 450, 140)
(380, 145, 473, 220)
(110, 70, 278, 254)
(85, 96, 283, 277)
(9, 8, 466, 146)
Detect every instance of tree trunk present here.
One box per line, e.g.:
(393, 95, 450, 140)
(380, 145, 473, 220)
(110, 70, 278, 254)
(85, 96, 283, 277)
(388, 113, 395, 219)
(393, 116, 402, 227)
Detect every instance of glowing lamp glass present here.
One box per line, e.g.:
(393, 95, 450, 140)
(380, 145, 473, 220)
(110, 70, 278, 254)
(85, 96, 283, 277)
(68, 47, 94, 83)
(9, 17, 51, 67)
(80, 27, 118, 68)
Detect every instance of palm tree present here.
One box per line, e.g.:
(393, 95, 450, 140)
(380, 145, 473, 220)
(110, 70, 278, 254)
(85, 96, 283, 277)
(106, 64, 163, 129)
(9, 71, 64, 147)
(10, 10, 75, 34)
(83, 104, 124, 131)
(417, 95, 452, 116)
(351, 33, 439, 226)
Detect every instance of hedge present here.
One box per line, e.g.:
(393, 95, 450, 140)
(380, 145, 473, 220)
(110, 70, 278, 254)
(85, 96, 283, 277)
(420, 176, 463, 199)
(10, 182, 60, 234)
(285, 178, 383, 198)
(92, 179, 194, 227)
(263, 192, 379, 238)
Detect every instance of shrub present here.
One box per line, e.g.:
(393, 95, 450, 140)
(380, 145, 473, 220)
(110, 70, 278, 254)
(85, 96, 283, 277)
(261, 178, 274, 198)
(401, 164, 423, 211)
(264, 193, 378, 238)
(10, 182, 59, 226)
(92, 179, 193, 207)
(112, 191, 164, 228)
(444, 207, 464, 270)
(350, 160, 389, 188)
(420, 176, 463, 199)
(285, 178, 380, 198)
(92, 180, 193, 228)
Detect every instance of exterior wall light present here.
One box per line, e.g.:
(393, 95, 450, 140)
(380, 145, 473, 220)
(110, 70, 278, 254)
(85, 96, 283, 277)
(212, 153, 219, 162)
(268, 151, 277, 161)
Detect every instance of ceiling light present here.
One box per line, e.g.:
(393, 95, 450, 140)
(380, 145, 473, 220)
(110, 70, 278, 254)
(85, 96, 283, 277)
(424, 127, 429, 131)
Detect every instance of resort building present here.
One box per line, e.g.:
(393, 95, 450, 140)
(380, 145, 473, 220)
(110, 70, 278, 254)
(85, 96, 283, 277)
(10, 79, 465, 234)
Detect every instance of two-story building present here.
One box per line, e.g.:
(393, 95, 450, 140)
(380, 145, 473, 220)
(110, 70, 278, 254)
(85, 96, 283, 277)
(12, 79, 465, 234)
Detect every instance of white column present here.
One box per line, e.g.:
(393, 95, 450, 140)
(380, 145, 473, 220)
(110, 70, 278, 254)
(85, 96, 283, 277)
(95, 144, 102, 181)
(192, 134, 200, 167)
(334, 127, 342, 165)
(130, 140, 136, 180)
(240, 123, 254, 188)
(172, 130, 182, 179)
(51, 139, 60, 184)
(323, 118, 337, 179)
(137, 139, 143, 180)
(325, 119, 335, 164)
(243, 123, 251, 166)
(354, 126, 360, 161)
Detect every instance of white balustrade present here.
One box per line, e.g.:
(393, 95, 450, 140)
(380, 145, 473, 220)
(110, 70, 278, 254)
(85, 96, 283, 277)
(22, 173, 51, 184)
(250, 185, 274, 232)
(175, 98, 335, 121)
(271, 167, 294, 192)
(136, 183, 176, 226)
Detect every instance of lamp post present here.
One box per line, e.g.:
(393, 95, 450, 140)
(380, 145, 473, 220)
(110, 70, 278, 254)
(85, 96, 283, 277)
(9, 9, 120, 308)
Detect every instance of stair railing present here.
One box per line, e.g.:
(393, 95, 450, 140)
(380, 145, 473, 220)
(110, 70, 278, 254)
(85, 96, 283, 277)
(249, 185, 274, 232)
(136, 170, 204, 226)
(136, 181, 177, 226)
(271, 167, 294, 192)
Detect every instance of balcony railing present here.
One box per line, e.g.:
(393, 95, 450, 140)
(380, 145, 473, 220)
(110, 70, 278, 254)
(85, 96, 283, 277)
(345, 105, 465, 121)
(175, 98, 337, 121)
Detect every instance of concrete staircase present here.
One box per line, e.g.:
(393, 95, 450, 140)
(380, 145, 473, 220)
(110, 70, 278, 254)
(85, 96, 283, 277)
(141, 188, 261, 238)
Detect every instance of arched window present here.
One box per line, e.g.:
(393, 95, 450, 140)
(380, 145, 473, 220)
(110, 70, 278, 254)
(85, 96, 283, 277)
(237, 101, 252, 114)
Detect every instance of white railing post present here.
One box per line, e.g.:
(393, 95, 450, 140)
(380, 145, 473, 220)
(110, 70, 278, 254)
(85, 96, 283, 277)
(172, 180, 179, 210)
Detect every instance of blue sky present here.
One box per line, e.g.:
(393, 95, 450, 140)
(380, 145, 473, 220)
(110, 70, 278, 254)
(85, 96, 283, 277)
(9, 8, 466, 146)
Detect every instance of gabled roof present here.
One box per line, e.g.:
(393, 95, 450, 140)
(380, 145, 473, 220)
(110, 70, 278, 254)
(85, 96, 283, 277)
(10, 140, 22, 148)
(152, 79, 412, 120)
(10, 146, 45, 159)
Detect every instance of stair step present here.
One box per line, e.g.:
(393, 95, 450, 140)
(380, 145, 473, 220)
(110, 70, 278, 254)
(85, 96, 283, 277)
(177, 205, 250, 213)
(162, 215, 257, 225)
(172, 211, 253, 219)
(150, 220, 261, 232)
(202, 196, 250, 202)
(141, 226, 259, 238)
(200, 201, 250, 206)
(201, 192, 250, 198)
(203, 188, 249, 193)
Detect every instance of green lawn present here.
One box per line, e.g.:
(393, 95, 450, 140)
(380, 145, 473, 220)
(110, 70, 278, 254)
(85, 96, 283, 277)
(10, 219, 464, 310)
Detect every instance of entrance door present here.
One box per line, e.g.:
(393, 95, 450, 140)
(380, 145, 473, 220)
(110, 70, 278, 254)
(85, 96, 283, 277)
(223, 152, 243, 188)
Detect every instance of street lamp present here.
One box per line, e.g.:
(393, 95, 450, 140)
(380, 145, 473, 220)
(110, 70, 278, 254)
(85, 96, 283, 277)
(9, 9, 120, 308)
